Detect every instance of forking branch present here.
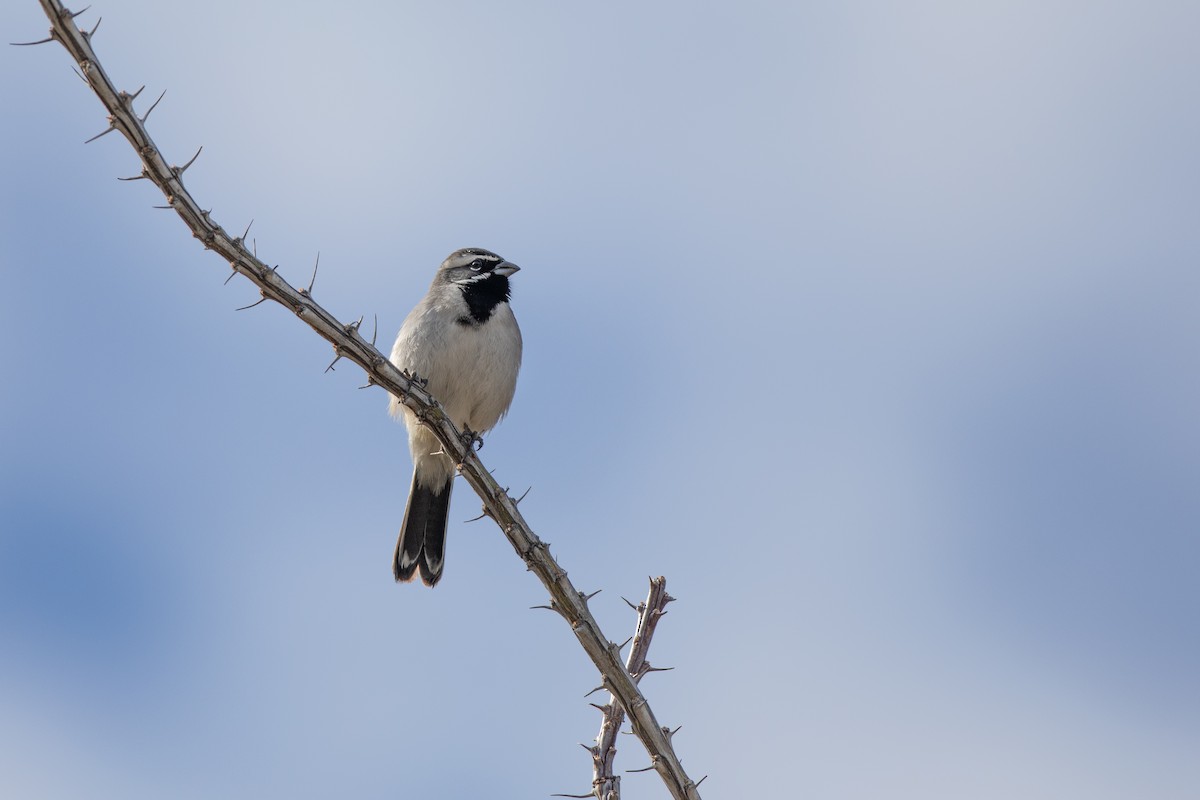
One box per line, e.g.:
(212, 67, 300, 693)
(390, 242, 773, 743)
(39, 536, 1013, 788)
(26, 2, 703, 799)
(581, 577, 694, 800)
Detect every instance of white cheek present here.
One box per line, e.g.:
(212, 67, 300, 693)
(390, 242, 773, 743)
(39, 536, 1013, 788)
(452, 269, 494, 285)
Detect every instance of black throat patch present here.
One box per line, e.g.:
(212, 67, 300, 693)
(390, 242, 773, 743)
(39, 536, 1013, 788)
(457, 273, 512, 326)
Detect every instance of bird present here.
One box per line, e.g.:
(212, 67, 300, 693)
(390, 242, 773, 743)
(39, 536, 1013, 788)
(388, 248, 523, 586)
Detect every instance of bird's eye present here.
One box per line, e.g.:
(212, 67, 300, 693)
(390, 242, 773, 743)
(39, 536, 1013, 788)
(470, 260, 483, 271)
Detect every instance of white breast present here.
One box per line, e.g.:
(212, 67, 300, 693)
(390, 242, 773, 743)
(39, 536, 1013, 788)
(389, 297, 522, 436)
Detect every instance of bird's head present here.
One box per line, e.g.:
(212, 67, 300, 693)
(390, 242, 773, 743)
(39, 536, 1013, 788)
(439, 248, 520, 285)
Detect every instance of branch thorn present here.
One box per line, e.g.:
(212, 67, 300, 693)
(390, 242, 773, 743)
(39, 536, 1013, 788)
(324, 350, 343, 373)
(235, 295, 268, 312)
(175, 146, 203, 175)
(140, 89, 166, 123)
(296, 251, 320, 295)
(83, 123, 116, 144)
(11, 34, 58, 47)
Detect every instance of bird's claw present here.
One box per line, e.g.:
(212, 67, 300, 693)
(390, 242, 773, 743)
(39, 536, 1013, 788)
(460, 426, 485, 451)
(401, 368, 430, 389)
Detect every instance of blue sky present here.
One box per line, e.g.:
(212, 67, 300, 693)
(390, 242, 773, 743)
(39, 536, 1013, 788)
(2, 1, 1197, 797)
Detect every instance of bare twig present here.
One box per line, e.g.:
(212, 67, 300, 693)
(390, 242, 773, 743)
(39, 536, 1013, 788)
(586, 577, 675, 799)
(29, 4, 702, 799)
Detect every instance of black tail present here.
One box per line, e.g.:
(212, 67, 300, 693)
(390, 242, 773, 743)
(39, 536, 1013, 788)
(394, 475, 452, 586)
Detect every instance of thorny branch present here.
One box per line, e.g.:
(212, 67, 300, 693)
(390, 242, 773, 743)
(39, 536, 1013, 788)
(26, 3, 702, 800)
(586, 577, 676, 800)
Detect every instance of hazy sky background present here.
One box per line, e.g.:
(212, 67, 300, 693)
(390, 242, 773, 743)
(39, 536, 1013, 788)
(2, 1, 1197, 798)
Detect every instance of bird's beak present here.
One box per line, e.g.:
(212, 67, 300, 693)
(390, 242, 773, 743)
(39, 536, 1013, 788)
(494, 261, 520, 277)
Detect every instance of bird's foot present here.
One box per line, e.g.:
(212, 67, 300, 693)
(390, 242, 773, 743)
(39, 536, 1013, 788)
(460, 425, 485, 451)
(401, 368, 429, 389)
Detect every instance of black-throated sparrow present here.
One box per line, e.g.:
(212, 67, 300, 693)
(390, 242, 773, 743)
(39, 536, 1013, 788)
(388, 248, 523, 586)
